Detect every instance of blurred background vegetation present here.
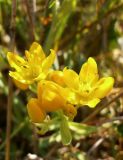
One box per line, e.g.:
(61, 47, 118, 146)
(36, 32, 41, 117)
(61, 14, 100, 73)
(1, 0, 123, 159)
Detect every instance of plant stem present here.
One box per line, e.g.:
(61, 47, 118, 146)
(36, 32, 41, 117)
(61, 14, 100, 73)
(25, 0, 35, 42)
(5, 78, 13, 160)
(5, 1, 16, 160)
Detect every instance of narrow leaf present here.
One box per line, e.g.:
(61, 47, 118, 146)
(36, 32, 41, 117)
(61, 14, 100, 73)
(69, 122, 97, 135)
(60, 117, 72, 145)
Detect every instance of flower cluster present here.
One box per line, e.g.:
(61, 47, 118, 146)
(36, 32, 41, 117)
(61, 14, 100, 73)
(7, 42, 114, 144)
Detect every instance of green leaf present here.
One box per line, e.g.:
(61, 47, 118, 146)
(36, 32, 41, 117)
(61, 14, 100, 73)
(37, 123, 50, 135)
(69, 122, 97, 135)
(37, 117, 59, 135)
(60, 117, 72, 145)
(117, 124, 123, 136)
(49, 0, 56, 8)
(44, 0, 77, 52)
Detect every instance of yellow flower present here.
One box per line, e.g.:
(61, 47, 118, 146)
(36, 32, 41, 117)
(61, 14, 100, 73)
(63, 57, 114, 108)
(27, 81, 77, 122)
(27, 98, 46, 123)
(38, 81, 77, 118)
(7, 42, 55, 85)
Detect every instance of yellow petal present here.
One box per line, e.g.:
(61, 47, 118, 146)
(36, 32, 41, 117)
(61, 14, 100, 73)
(34, 72, 47, 81)
(13, 79, 28, 90)
(29, 42, 46, 60)
(79, 57, 99, 85)
(25, 43, 46, 69)
(41, 92, 65, 112)
(48, 70, 65, 86)
(62, 88, 78, 105)
(37, 81, 43, 104)
(63, 104, 77, 119)
(63, 68, 79, 90)
(38, 81, 65, 112)
(7, 52, 27, 71)
(41, 49, 55, 73)
(93, 77, 114, 99)
(9, 71, 33, 84)
(85, 98, 100, 108)
(7, 52, 33, 84)
(27, 98, 46, 123)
